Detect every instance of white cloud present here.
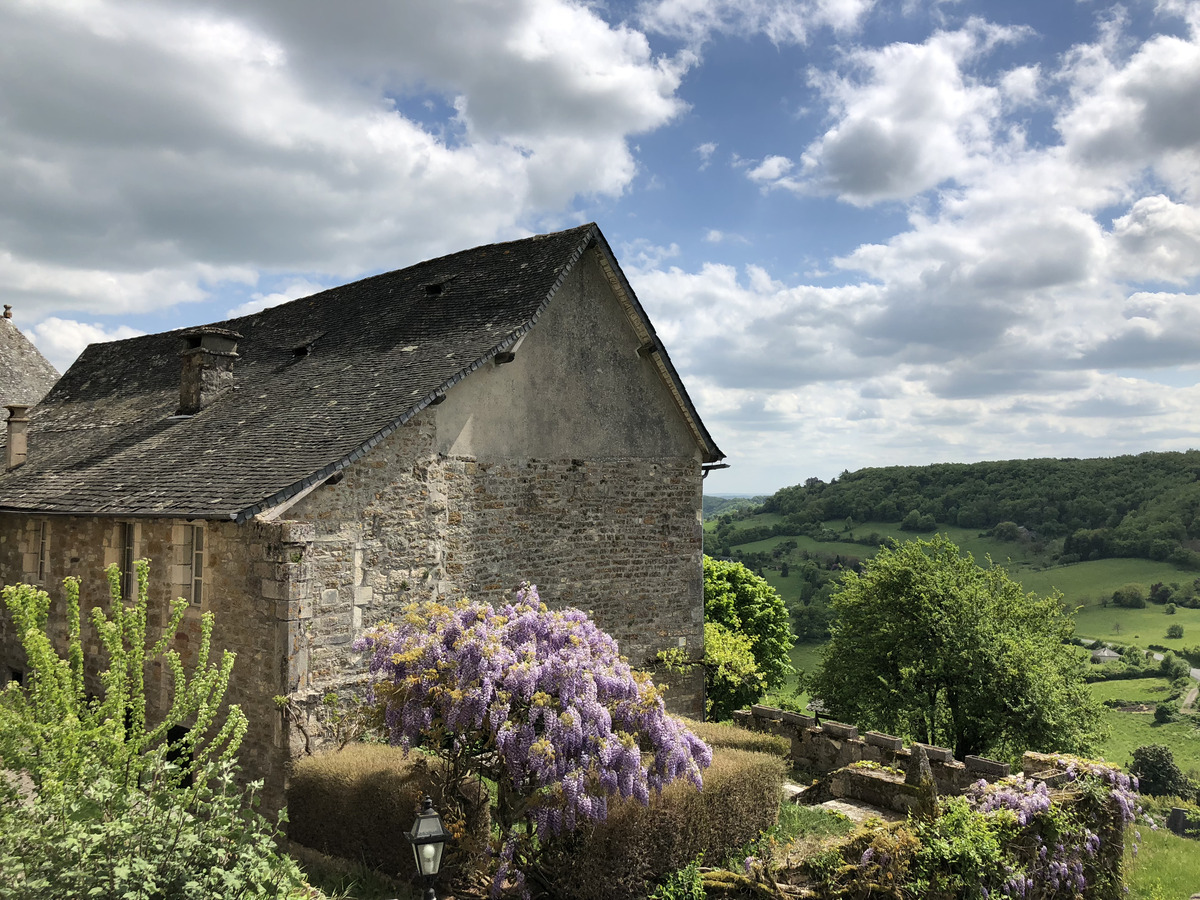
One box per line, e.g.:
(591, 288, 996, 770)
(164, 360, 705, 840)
(26, 318, 145, 372)
(638, 0, 875, 47)
(791, 19, 1026, 203)
(0, 0, 687, 319)
(1109, 195, 1200, 284)
(696, 141, 717, 169)
(226, 279, 329, 317)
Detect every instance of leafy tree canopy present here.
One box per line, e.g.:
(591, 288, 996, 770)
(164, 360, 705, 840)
(703, 556, 794, 691)
(812, 536, 1105, 760)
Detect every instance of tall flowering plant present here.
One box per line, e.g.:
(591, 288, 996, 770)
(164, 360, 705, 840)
(354, 585, 711, 897)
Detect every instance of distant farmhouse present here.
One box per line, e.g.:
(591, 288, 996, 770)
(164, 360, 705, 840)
(0, 224, 723, 806)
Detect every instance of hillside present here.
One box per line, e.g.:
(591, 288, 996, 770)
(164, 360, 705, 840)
(746, 452, 1200, 568)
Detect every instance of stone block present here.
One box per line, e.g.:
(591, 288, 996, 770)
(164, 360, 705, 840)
(752, 704, 784, 721)
(912, 742, 953, 763)
(731, 709, 752, 728)
(965, 755, 1011, 779)
(822, 721, 859, 740)
(864, 731, 903, 751)
(353, 585, 373, 606)
(781, 711, 815, 729)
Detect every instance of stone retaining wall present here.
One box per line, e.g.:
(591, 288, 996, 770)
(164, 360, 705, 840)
(733, 704, 1010, 796)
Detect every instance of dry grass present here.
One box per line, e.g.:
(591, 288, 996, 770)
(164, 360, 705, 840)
(682, 717, 791, 756)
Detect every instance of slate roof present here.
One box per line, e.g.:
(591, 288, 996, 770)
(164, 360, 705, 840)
(0, 224, 722, 521)
(0, 311, 59, 416)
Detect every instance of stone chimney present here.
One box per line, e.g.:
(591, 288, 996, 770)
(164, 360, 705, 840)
(5, 404, 30, 469)
(178, 327, 242, 415)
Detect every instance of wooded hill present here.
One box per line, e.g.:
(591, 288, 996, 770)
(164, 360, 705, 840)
(755, 451, 1200, 568)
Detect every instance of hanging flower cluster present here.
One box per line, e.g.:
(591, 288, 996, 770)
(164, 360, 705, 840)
(355, 585, 711, 894)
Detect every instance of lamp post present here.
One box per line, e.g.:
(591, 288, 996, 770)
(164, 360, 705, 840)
(406, 795, 451, 900)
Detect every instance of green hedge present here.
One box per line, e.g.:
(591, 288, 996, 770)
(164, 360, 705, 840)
(539, 747, 787, 900)
(286, 743, 489, 885)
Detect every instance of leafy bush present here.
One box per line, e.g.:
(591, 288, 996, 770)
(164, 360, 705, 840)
(805, 755, 1138, 900)
(1113, 583, 1147, 609)
(540, 748, 787, 900)
(287, 742, 490, 882)
(0, 565, 308, 900)
(1153, 701, 1178, 724)
(702, 620, 766, 720)
(1131, 745, 1194, 799)
(1159, 652, 1191, 681)
(703, 557, 795, 690)
(1167, 623, 1184, 639)
(355, 586, 711, 896)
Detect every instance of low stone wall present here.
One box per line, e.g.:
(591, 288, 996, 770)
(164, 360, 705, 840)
(732, 704, 1010, 797)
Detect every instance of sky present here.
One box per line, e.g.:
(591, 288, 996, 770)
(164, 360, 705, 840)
(4, 0, 1200, 494)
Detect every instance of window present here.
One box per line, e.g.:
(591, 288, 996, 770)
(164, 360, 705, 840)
(183, 524, 204, 607)
(120, 522, 137, 602)
(36, 520, 48, 583)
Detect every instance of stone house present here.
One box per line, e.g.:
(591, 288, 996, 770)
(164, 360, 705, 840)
(0, 223, 724, 807)
(1, 303, 59, 422)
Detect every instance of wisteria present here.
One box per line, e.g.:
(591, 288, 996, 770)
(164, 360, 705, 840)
(958, 755, 1143, 898)
(354, 585, 711, 896)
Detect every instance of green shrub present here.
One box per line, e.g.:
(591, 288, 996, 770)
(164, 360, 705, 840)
(1154, 701, 1178, 724)
(287, 742, 490, 883)
(1167, 624, 1184, 639)
(649, 856, 706, 900)
(1131, 745, 1193, 799)
(0, 566, 308, 900)
(540, 748, 787, 900)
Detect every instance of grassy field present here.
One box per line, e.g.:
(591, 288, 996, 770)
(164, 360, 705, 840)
(1088, 677, 1177, 705)
(1095, 705, 1200, 774)
(1124, 821, 1200, 900)
(1070, 602, 1200, 647)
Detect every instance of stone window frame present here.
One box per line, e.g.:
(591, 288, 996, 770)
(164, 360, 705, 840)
(117, 521, 139, 603)
(183, 524, 205, 608)
(171, 522, 207, 611)
(36, 519, 49, 584)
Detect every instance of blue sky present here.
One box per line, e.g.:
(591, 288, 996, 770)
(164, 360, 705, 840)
(3, 0, 1200, 493)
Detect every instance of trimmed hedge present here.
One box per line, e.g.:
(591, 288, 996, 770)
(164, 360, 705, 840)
(539, 747, 788, 900)
(681, 717, 791, 756)
(286, 743, 489, 884)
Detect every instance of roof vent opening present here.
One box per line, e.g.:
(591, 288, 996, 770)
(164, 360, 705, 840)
(422, 275, 457, 297)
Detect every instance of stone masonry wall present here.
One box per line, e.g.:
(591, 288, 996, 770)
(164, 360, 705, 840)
(0, 512, 299, 811)
(734, 703, 1012, 796)
(283, 410, 706, 731)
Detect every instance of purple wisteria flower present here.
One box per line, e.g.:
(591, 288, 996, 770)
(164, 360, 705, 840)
(355, 584, 712, 898)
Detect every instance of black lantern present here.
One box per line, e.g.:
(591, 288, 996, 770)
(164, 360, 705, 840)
(406, 795, 451, 900)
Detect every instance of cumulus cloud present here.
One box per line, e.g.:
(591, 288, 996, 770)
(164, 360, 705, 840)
(638, 0, 875, 47)
(791, 19, 1027, 203)
(25, 318, 145, 372)
(0, 0, 686, 320)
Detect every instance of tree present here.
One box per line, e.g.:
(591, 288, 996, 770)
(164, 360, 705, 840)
(813, 537, 1105, 760)
(1130, 745, 1193, 798)
(702, 621, 767, 721)
(355, 586, 711, 895)
(703, 557, 795, 691)
(1167, 623, 1184, 639)
(0, 563, 307, 899)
